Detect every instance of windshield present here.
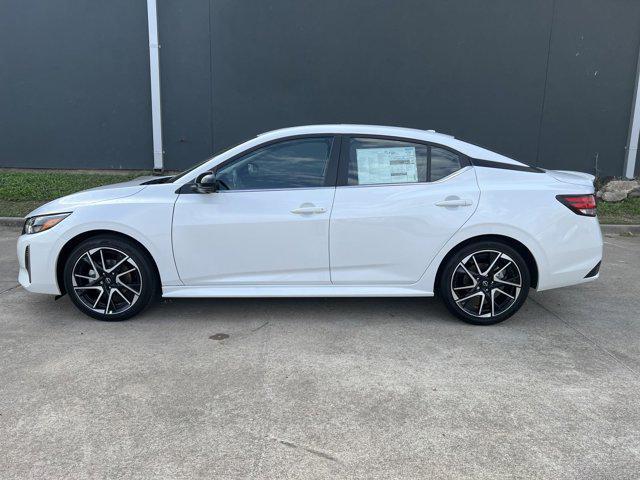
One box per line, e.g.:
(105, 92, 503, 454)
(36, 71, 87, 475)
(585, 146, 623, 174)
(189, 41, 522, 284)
(169, 137, 255, 183)
(169, 158, 212, 182)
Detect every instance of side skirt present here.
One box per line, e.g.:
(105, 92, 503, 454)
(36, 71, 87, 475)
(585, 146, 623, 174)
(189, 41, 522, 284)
(162, 284, 434, 298)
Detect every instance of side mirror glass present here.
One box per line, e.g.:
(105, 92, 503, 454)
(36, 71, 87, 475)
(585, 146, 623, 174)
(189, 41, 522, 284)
(195, 171, 219, 194)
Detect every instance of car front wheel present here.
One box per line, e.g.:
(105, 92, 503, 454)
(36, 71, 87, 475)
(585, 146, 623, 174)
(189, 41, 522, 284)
(439, 241, 530, 325)
(63, 235, 157, 321)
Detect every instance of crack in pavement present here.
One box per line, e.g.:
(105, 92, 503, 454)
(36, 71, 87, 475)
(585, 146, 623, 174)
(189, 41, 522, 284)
(251, 321, 270, 332)
(273, 438, 342, 464)
(0, 284, 19, 295)
(603, 240, 637, 251)
(530, 296, 639, 378)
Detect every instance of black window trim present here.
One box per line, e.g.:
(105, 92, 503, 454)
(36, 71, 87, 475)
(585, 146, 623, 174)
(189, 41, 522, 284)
(177, 134, 341, 194)
(468, 158, 545, 173)
(335, 134, 471, 187)
(174, 131, 543, 194)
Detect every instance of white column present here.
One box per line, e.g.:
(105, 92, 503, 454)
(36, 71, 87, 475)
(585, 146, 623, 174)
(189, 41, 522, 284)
(146, 0, 164, 172)
(623, 46, 640, 179)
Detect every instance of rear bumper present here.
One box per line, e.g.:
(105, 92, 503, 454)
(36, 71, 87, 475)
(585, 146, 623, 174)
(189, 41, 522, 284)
(535, 218, 603, 291)
(584, 261, 601, 278)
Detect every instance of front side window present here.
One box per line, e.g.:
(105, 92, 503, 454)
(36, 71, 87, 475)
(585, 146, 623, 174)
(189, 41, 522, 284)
(346, 137, 461, 185)
(216, 137, 333, 190)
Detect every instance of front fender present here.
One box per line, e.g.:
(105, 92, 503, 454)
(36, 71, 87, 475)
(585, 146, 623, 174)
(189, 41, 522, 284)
(30, 199, 182, 294)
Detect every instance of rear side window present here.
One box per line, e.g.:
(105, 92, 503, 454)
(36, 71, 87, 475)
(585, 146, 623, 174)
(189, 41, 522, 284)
(347, 138, 429, 185)
(346, 138, 462, 185)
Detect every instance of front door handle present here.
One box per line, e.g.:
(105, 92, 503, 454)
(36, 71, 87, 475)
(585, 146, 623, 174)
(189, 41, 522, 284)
(291, 205, 327, 215)
(434, 198, 473, 207)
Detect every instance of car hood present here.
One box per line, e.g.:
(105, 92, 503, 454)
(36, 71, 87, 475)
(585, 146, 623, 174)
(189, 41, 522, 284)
(25, 176, 153, 218)
(545, 170, 595, 188)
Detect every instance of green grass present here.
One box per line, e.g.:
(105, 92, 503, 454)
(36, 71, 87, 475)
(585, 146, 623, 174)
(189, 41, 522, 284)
(597, 197, 640, 225)
(0, 171, 148, 217)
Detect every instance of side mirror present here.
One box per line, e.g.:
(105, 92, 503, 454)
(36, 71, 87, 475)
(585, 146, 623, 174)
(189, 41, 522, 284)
(195, 171, 219, 194)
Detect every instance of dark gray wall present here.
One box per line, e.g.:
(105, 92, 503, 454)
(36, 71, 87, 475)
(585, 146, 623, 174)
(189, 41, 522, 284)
(157, 0, 213, 170)
(538, 0, 640, 176)
(211, 0, 554, 168)
(2, 1, 640, 176)
(0, 0, 152, 169)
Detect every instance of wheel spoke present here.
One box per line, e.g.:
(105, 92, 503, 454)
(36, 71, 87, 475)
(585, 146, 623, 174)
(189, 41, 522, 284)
(494, 278, 521, 288)
(493, 260, 513, 279)
(484, 252, 502, 275)
(74, 273, 96, 281)
(455, 291, 484, 304)
(84, 252, 100, 276)
(113, 288, 131, 305)
(74, 286, 102, 291)
(92, 288, 105, 308)
(458, 263, 477, 285)
(490, 289, 496, 316)
(99, 249, 107, 271)
(106, 255, 130, 273)
(493, 287, 515, 299)
(116, 279, 140, 296)
(453, 285, 475, 291)
(478, 294, 485, 315)
(104, 289, 115, 314)
(471, 255, 481, 275)
(116, 267, 136, 278)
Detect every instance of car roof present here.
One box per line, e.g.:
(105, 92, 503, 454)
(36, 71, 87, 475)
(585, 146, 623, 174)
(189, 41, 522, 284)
(257, 124, 526, 166)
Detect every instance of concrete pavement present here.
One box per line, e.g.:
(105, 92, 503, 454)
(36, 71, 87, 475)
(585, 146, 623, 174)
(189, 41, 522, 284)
(1, 225, 639, 479)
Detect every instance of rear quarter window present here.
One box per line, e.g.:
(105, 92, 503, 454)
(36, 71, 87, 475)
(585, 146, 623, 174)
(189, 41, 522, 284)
(430, 147, 462, 181)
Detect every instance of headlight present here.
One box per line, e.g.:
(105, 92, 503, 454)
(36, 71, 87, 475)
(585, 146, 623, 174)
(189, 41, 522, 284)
(23, 213, 71, 234)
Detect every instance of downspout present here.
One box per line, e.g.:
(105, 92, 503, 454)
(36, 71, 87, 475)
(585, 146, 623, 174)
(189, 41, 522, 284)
(146, 0, 164, 172)
(623, 44, 640, 179)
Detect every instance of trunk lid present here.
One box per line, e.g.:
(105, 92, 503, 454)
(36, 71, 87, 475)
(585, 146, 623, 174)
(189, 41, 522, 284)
(545, 170, 595, 188)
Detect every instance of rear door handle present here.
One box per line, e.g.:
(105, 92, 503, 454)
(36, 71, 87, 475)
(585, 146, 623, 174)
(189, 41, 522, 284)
(291, 206, 327, 215)
(434, 199, 473, 207)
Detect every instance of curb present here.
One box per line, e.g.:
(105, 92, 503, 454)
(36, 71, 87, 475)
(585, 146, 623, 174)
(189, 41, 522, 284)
(0, 217, 23, 227)
(0, 215, 638, 235)
(600, 224, 640, 235)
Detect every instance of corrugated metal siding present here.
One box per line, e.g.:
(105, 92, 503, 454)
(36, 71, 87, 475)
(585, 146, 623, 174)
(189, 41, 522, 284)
(0, 0, 153, 169)
(1, 0, 639, 176)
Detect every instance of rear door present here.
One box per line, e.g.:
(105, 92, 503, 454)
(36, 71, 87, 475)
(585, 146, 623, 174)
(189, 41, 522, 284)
(329, 136, 480, 284)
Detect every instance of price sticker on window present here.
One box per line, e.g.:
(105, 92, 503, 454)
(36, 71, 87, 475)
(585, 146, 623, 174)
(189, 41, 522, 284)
(355, 147, 418, 184)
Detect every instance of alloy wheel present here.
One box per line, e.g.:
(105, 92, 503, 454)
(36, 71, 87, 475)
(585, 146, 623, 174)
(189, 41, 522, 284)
(71, 247, 142, 315)
(450, 249, 522, 318)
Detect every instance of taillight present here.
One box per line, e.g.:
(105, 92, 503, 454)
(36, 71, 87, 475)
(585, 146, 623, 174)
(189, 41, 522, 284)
(556, 194, 596, 217)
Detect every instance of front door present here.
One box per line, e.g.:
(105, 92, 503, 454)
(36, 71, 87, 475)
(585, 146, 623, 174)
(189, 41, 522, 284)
(329, 137, 480, 284)
(172, 136, 338, 285)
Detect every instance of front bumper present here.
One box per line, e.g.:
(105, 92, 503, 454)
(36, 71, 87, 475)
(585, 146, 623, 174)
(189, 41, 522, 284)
(17, 233, 62, 295)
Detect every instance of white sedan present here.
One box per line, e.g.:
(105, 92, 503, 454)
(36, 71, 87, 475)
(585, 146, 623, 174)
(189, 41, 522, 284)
(17, 125, 603, 325)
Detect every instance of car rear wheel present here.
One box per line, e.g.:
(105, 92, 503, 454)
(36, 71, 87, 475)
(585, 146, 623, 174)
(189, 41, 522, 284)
(439, 241, 530, 325)
(63, 235, 157, 321)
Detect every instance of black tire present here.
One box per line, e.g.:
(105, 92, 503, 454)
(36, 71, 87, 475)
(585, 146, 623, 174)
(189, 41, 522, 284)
(439, 241, 530, 325)
(63, 235, 158, 321)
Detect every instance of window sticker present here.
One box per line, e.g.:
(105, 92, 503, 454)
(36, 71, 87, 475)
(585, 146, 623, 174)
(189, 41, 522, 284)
(355, 147, 418, 184)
